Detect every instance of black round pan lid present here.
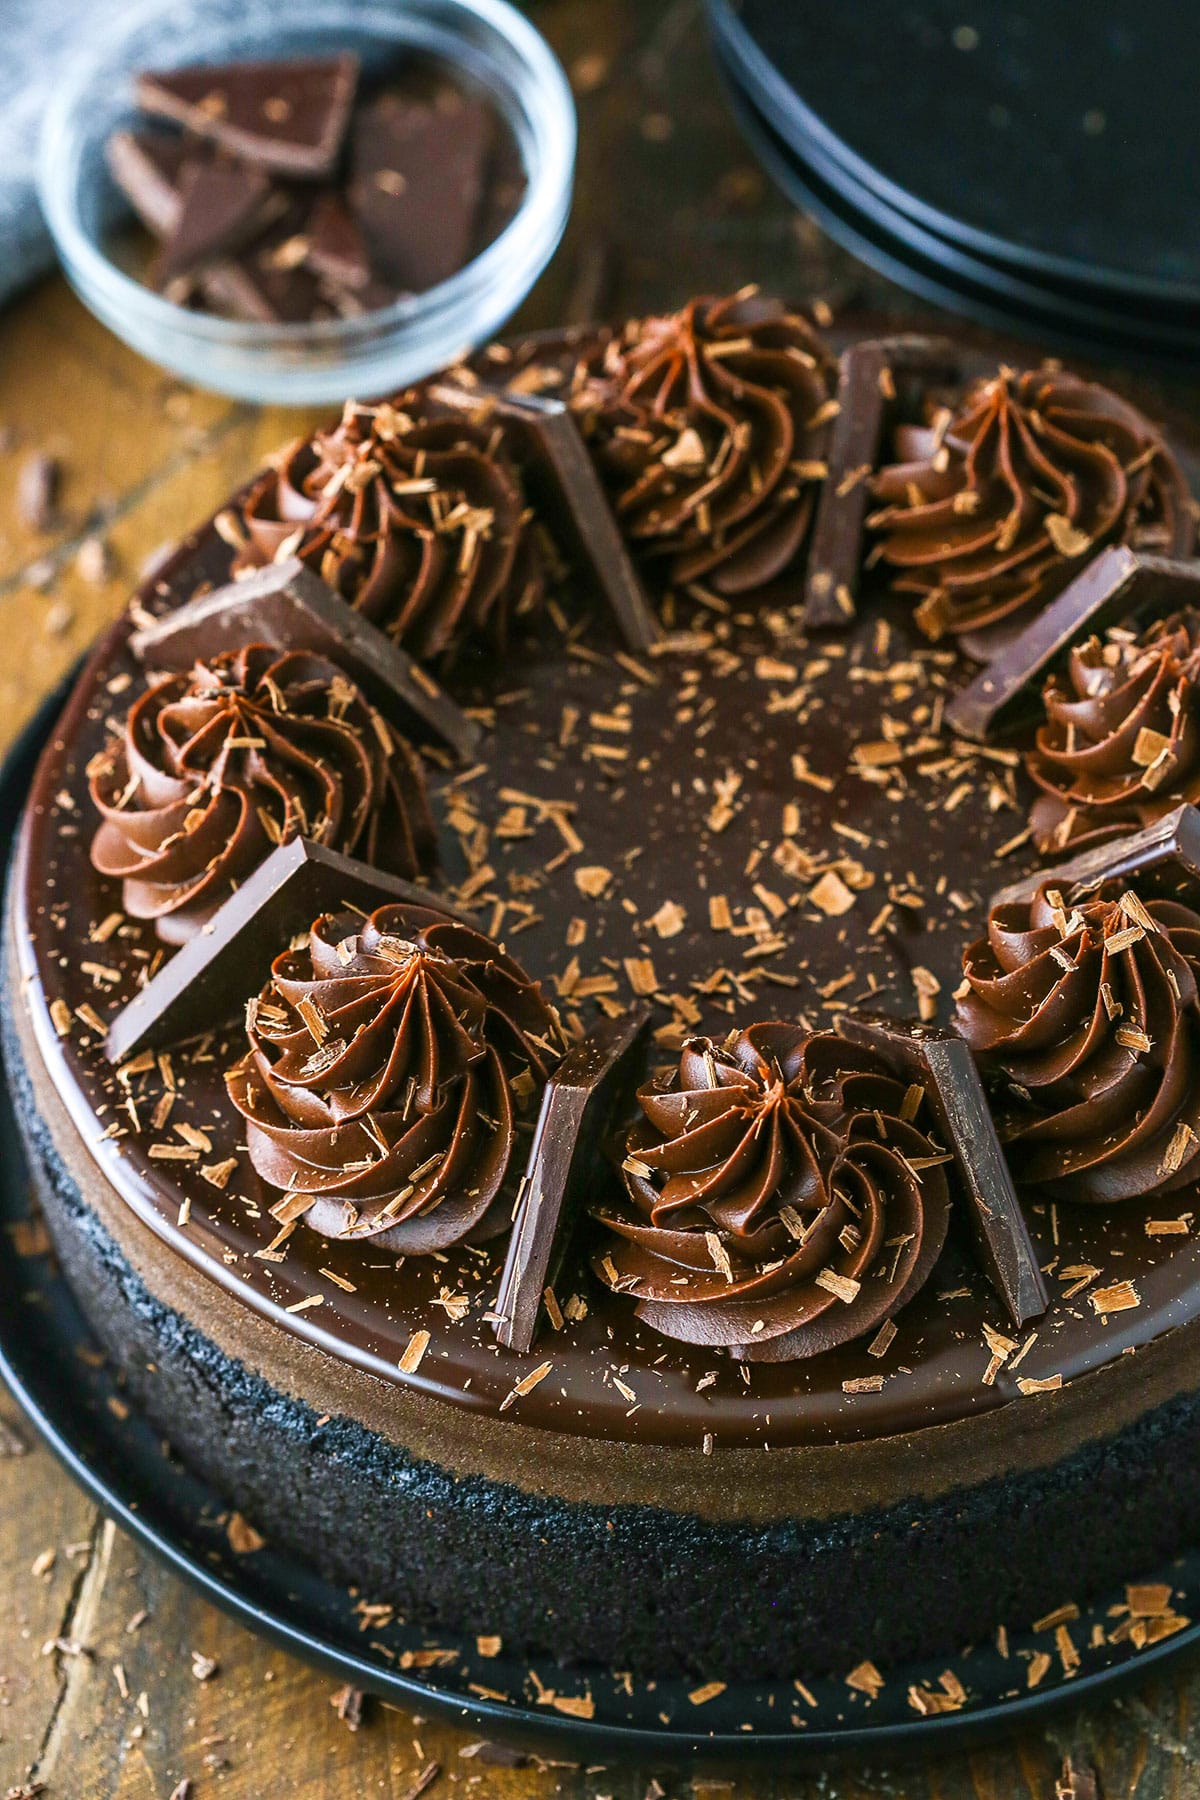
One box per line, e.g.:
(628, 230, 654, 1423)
(709, 0, 1200, 311)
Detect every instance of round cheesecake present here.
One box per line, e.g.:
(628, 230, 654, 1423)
(8, 303, 1200, 1684)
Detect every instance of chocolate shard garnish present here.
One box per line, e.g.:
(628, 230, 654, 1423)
(106, 836, 469, 1065)
(429, 381, 659, 654)
(946, 548, 1200, 743)
(992, 801, 1200, 911)
(136, 54, 359, 179)
(805, 334, 961, 629)
(129, 559, 481, 762)
(493, 1004, 652, 1354)
(305, 190, 371, 291)
(838, 1012, 1049, 1328)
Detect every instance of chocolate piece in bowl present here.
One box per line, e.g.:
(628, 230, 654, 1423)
(137, 52, 359, 179)
(150, 161, 285, 290)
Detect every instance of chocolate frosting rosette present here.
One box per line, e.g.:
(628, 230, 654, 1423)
(869, 367, 1192, 656)
(1027, 609, 1200, 854)
(956, 882, 1200, 1202)
(568, 290, 835, 597)
(232, 393, 545, 662)
(592, 1022, 952, 1361)
(226, 904, 564, 1254)
(89, 645, 434, 945)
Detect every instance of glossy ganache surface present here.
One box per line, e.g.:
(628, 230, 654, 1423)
(14, 346, 1200, 1454)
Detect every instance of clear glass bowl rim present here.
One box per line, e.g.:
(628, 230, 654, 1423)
(37, 0, 577, 353)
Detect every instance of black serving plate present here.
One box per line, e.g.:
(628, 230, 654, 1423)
(4, 677, 1200, 1768)
(710, 0, 1200, 367)
(708, 0, 1200, 311)
(713, 51, 1200, 374)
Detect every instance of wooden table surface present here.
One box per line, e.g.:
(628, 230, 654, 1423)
(3, 2, 1200, 1794)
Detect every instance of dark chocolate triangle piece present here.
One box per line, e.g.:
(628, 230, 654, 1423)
(946, 548, 1200, 743)
(106, 129, 194, 238)
(805, 335, 961, 628)
(348, 91, 492, 292)
(106, 837, 469, 1065)
(137, 54, 359, 178)
(494, 1005, 652, 1354)
(151, 161, 282, 286)
(430, 381, 659, 653)
(992, 803, 1200, 911)
(305, 190, 372, 291)
(129, 560, 481, 762)
(838, 1013, 1049, 1328)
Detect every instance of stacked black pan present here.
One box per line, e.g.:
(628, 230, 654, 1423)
(708, 0, 1200, 368)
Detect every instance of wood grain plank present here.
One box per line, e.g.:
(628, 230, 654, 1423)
(0, 1385, 101, 1793)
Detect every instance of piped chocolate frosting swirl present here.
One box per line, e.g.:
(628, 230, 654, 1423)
(226, 904, 564, 1253)
(232, 394, 545, 662)
(89, 645, 434, 945)
(592, 1023, 952, 1361)
(956, 882, 1200, 1202)
(569, 290, 835, 597)
(869, 367, 1192, 655)
(1028, 609, 1200, 854)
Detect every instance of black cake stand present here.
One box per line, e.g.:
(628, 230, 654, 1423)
(3, 677, 1200, 1768)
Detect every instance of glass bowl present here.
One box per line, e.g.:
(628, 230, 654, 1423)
(38, 0, 576, 405)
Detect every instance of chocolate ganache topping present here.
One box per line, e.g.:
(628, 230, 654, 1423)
(232, 393, 545, 662)
(956, 882, 1200, 1202)
(1027, 609, 1200, 854)
(89, 646, 434, 945)
(592, 1023, 952, 1361)
(226, 904, 564, 1253)
(568, 290, 835, 597)
(869, 367, 1192, 654)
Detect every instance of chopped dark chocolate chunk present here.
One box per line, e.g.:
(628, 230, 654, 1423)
(129, 559, 481, 761)
(304, 190, 372, 291)
(838, 1014, 1048, 1327)
(198, 235, 327, 325)
(494, 1004, 652, 1354)
(105, 128, 195, 237)
(137, 53, 359, 178)
(946, 547, 1200, 743)
(150, 161, 285, 288)
(347, 89, 493, 293)
(105, 836, 467, 1064)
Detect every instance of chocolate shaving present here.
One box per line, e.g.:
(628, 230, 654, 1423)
(130, 559, 480, 760)
(106, 836, 469, 1063)
(431, 382, 659, 652)
(805, 335, 960, 628)
(947, 548, 1200, 742)
(838, 1013, 1048, 1327)
(494, 1003, 651, 1353)
(992, 801, 1200, 911)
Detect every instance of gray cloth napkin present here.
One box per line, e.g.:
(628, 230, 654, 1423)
(0, 0, 278, 307)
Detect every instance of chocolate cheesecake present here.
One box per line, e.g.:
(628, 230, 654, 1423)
(9, 296, 1200, 1685)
